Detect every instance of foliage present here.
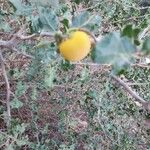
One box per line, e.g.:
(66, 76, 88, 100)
(92, 32, 136, 74)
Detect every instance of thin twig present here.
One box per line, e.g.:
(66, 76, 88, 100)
(71, 62, 150, 68)
(72, 62, 150, 110)
(0, 28, 55, 59)
(132, 63, 150, 68)
(112, 14, 150, 24)
(0, 39, 33, 59)
(0, 51, 11, 126)
(111, 75, 150, 109)
(0, 39, 16, 48)
(17, 33, 37, 40)
(40, 31, 55, 37)
(71, 62, 111, 67)
(139, 24, 150, 40)
(11, 47, 34, 59)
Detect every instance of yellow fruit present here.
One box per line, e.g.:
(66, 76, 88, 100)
(58, 31, 91, 61)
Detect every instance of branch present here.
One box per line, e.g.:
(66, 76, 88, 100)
(139, 24, 150, 40)
(0, 29, 55, 59)
(0, 39, 16, 48)
(71, 62, 150, 110)
(0, 51, 11, 126)
(17, 33, 37, 40)
(0, 40, 33, 59)
(111, 75, 150, 110)
(0, 31, 55, 39)
(11, 47, 34, 59)
(71, 62, 150, 68)
(40, 31, 55, 37)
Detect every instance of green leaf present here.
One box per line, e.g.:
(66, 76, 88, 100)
(9, 0, 32, 16)
(72, 11, 101, 31)
(92, 32, 136, 74)
(61, 18, 69, 29)
(74, 0, 84, 4)
(29, 15, 41, 33)
(80, 67, 89, 82)
(16, 139, 28, 146)
(142, 37, 150, 54)
(133, 28, 141, 39)
(14, 123, 27, 134)
(121, 24, 141, 46)
(30, 7, 58, 32)
(0, 17, 11, 31)
(30, 86, 37, 101)
(44, 66, 56, 88)
(60, 60, 75, 71)
(34, 44, 57, 64)
(72, 11, 89, 27)
(12, 123, 28, 139)
(10, 98, 23, 109)
(15, 81, 26, 97)
(122, 24, 133, 38)
(27, 43, 57, 84)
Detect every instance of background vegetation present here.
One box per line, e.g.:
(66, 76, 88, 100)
(0, 0, 150, 149)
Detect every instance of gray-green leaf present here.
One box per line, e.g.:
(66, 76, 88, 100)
(92, 32, 136, 74)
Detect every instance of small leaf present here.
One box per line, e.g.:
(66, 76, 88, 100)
(72, 11, 89, 27)
(16, 139, 28, 146)
(0, 18, 11, 32)
(122, 24, 133, 38)
(80, 67, 89, 82)
(121, 24, 141, 46)
(38, 8, 58, 31)
(44, 66, 56, 88)
(60, 60, 75, 71)
(72, 11, 101, 31)
(142, 37, 150, 54)
(133, 28, 141, 39)
(34, 45, 57, 64)
(61, 18, 69, 29)
(30, 86, 37, 101)
(10, 98, 23, 109)
(15, 81, 26, 97)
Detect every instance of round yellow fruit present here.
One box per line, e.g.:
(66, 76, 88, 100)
(58, 31, 91, 61)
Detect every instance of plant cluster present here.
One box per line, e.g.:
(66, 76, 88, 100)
(0, 0, 150, 149)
